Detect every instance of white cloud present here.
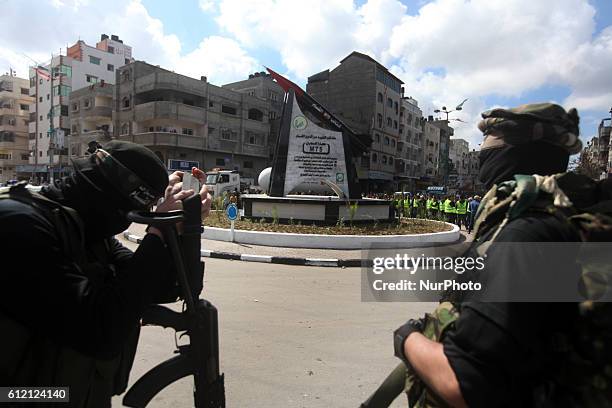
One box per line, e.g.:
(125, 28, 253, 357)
(213, 0, 611, 146)
(384, 0, 607, 145)
(199, 0, 216, 12)
(178, 36, 260, 85)
(216, 0, 363, 79)
(0, 0, 259, 86)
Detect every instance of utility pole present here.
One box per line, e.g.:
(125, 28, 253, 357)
(48, 54, 55, 183)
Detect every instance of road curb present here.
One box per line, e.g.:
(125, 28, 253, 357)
(122, 231, 367, 268)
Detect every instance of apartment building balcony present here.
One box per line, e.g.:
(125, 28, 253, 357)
(80, 105, 112, 120)
(134, 72, 207, 98)
(206, 136, 269, 158)
(133, 101, 206, 125)
(119, 131, 206, 150)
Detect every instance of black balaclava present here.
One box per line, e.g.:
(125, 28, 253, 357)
(42, 141, 168, 242)
(478, 141, 570, 190)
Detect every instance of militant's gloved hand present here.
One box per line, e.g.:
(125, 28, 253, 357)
(393, 318, 424, 367)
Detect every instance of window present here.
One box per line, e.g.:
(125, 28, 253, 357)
(120, 123, 129, 135)
(394, 101, 398, 113)
(39, 151, 42, 157)
(107, 64, 114, 72)
(387, 98, 393, 108)
(46, 94, 49, 100)
(39, 133, 42, 138)
(20, 88, 29, 95)
(221, 105, 237, 115)
(248, 108, 263, 121)
(382, 155, 388, 164)
(394, 120, 398, 129)
(209, 101, 214, 107)
(20, 104, 28, 111)
(269, 111, 278, 120)
(53, 65, 72, 78)
(39, 115, 42, 121)
(89, 56, 101, 65)
(122, 96, 130, 109)
(39, 79, 43, 85)
(220, 128, 236, 140)
(391, 139, 396, 147)
(125, 58, 130, 65)
(216, 158, 225, 166)
(52, 85, 71, 97)
(268, 91, 278, 101)
(372, 153, 378, 163)
(377, 113, 383, 128)
(389, 157, 394, 165)
(387, 117, 392, 127)
(39, 97, 43, 102)
(107, 46, 114, 54)
(86, 75, 98, 84)
(21, 153, 29, 161)
(71, 125, 78, 134)
(84, 99, 90, 109)
(0, 132, 15, 142)
(377, 93, 383, 103)
(182, 128, 194, 135)
(0, 153, 11, 160)
(375, 133, 380, 142)
(384, 136, 390, 145)
(71, 102, 79, 112)
(244, 161, 253, 169)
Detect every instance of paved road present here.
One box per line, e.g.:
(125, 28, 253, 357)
(114, 238, 433, 408)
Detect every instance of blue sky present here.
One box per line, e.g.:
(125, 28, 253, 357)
(2, 0, 611, 147)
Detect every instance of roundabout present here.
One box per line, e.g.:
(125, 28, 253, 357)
(202, 217, 460, 249)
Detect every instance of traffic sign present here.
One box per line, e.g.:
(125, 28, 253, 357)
(168, 159, 200, 171)
(226, 204, 238, 221)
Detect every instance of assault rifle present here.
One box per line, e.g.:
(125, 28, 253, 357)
(123, 194, 225, 407)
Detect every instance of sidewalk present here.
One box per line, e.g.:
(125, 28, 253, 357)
(124, 223, 473, 267)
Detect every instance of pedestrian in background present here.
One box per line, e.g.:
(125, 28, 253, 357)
(467, 195, 481, 234)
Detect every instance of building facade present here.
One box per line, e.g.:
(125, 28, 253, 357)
(466, 149, 484, 193)
(113, 61, 272, 180)
(222, 71, 284, 151)
(68, 82, 114, 156)
(422, 118, 441, 183)
(26, 34, 133, 182)
(430, 119, 453, 186)
(307, 51, 404, 192)
(448, 138, 469, 189)
(396, 96, 423, 191)
(0, 74, 33, 183)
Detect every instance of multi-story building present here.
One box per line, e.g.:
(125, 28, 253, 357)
(307, 51, 404, 192)
(0, 74, 33, 183)
(113, 61, 272, 180)
(26, 34, 133, 182)
(422, 117, 441, 183)
(396, 96, 423, 191)
(597, 118, 611, 178)
(430, 119, 453, 185)
(466, 149, 484, 193)
(449, 138, 469, 189)
(222, 71, 284, 151)
(68, 82, 114, 156)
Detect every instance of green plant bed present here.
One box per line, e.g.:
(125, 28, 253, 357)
(205, 214, 451, 236)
